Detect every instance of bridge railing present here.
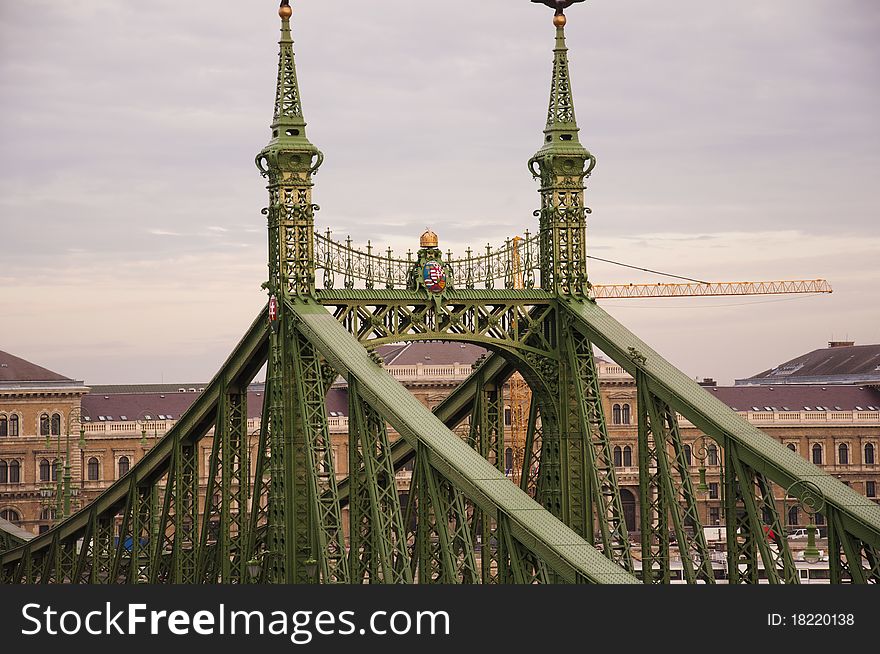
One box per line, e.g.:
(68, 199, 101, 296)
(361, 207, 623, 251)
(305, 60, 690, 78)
(313, 229, 542, 291)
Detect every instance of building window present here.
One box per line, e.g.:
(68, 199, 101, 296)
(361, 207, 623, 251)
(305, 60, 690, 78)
(707, 445, 718, 466)
(41, 508, 56, 521)
(613, 446, 622, 467)
(865, 481, 876, 498)
(838, 443, 849, 465)
(683, 444, 692, 467)
(709, 507, 720, 525)
(38, 525, 50, 534)
(87, 457, 100, 481)
(612, 404, 621, 425)
(866, 443, 875, 465)
(708, 482, 719, 499)
(9, 461, 19, 484)
(9, 414, 18, 436)
(786, 443, 796, 453)
(51, 413, 61, 436)
(621, 404, 631, 425)
(40, 413, 50, 437)
(623, 445, 632, 467)
(812, 444, 822, 465)
(504, 448, 513, 475)
(788, 506, 799, 527)
(118, 456, 130, 478)
(0, 508, 20, 524)
(815, 513, 825, 526)
(504, 408, 512, 426)
(0, 461, 6, 484)
(0, 415, 6, 437)
(39, 458, 51, 482)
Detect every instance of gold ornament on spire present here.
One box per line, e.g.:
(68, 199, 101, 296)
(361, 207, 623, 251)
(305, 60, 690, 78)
(279, 1, 292, 20)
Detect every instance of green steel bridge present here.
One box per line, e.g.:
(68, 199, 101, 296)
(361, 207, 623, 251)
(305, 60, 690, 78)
(1, 1, 878, 585)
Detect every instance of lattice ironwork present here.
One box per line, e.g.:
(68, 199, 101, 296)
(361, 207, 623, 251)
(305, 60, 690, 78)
(315, 230, 541, 291)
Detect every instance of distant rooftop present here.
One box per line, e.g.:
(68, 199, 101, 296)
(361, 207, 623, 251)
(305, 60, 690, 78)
(0, 349, 85, 389)
(707, 385, 880, 412)
(736, 342, 880, 387)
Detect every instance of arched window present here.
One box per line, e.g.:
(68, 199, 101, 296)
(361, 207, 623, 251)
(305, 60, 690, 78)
(683, 444, 692, 467)
(838, 443, 849, 465)
(9, 414, 18, 436)
(504, 448, 513, 474)
(9, 461, 19, 484)
(118, 456, 130, 478)
(51, 413, 61, 436)
(612, 404, 621, 425)
(707, 445, 718, 466)
(613, 446, 622, 467)
(865, 443, 875, 465)
(0, 508, 20, 524)
(51, 458, 59, 481)
(0, 415, 6, 437)
(621, 404, 631, 425)
(39, 458, 51, 482)
(40, 414, 50, 437)
(623, 445, 633, 467)
(87, 457, 99, 481)
(787, 443, 797, 452)
(788, 506, 799, 527)
(0, 461, 7, 484)
(812, 444, 823, 465)
(41, 508, 56, 521)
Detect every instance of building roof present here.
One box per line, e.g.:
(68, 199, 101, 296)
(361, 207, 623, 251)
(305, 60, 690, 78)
(0, 350, 74, 383)
(736, 342, 880, 386)
(82, 386, 351, 420)
(706, 385, 880, 412)
(380, 342, 486, 366)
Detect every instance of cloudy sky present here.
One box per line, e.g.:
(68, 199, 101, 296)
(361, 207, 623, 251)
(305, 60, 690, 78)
(1, 0, 878, 385)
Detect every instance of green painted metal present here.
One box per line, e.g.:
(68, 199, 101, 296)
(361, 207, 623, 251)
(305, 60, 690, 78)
(347, 377, 412, 583)
(563, 296, 880, 576)
(4, 2, 879, 587)
(528, 21, 594, 295)
(286, 297, 639, 584)
(636, 376, 714, 583)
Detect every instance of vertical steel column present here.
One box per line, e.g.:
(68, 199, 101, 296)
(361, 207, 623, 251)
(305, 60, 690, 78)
(565, 326, 632, 569)
(637, 374, 668, 583)
(348, 377, 412, 583)
(290, 328, 348, 583)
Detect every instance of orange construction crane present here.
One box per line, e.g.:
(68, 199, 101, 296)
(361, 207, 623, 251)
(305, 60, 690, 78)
(504, 237, 833, 485)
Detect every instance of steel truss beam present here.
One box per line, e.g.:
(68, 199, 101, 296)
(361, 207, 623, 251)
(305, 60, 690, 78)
(637, 374, 714, 584)
(348, 378, 412, 583)
(563, 297, 880, 582)
(287, 297, 639, 584)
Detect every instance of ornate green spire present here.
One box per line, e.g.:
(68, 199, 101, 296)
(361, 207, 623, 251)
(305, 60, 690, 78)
(257, 1, 323, 299)
(528, 7, 594, 296)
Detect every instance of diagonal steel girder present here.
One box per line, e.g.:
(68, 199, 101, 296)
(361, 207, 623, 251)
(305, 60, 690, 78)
(0, 307, 270, 573)
(562, 297, 880, 548)
(287, 298, 638, 584)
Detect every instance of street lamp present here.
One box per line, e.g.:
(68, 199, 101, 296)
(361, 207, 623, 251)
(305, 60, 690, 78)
(691, 435, 714, 495)
(784, 480, 825, 564)
(136, 410, 158, 447)
(42, 407, 87, 524)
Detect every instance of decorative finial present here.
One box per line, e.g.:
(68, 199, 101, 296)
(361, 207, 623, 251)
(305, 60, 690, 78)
(279, 0, 292, 20)
(553, 13, 567, 27)
(420, 228, 438, 249)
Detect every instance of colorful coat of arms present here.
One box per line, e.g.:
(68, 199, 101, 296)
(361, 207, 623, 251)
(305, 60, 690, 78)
(422, 261, 446, 293)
